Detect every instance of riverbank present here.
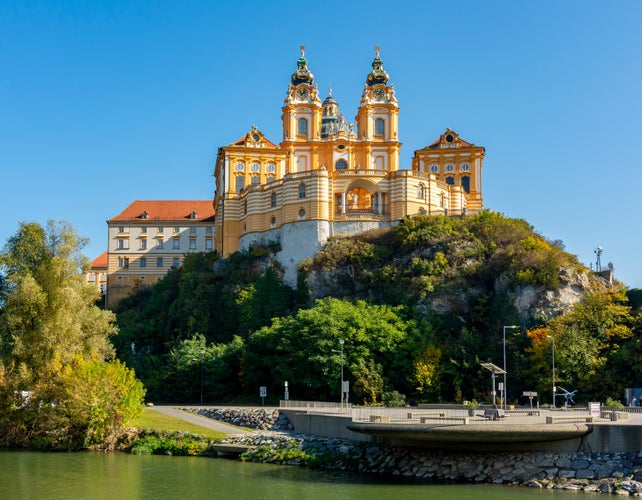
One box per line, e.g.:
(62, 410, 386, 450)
(185, 407, 642, 496)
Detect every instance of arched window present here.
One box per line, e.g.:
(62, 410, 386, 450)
(335, 159, 348, 170)
(235, 176, 245, 193)
(299, 182, 306, 199)
(271, 192, 277, 207)
(439, 193, 445, 208)
(251, 176, 260, 185)
(446, 176, 455, 185)
(374, 156, 385, 170)
(417, 183, 425, 199)
(297, 118, 308, 135)
(461, 176, 470, 193)
(375, 118, 385, 135)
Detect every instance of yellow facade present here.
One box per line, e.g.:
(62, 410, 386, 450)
(213, 47, 485, 258)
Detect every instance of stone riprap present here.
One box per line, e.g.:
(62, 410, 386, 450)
(187, 407, 293, 431)
(194, 408, 642, 495)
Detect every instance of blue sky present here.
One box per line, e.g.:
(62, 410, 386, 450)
(1, 1, 641, 288)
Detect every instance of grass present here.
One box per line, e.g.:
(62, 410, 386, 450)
(129, 408, 228, 441)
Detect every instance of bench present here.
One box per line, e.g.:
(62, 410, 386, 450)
(407, 412, 445, 419)
(419, 416, 469, 425)
(369, 415, 390, 423)
(545, 415, 593, 424)
(484, 408, 505, 420)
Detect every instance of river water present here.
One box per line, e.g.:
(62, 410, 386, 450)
(0, 449, 579, 499)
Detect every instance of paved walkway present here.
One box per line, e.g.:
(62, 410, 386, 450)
(148, 405, 253, 435)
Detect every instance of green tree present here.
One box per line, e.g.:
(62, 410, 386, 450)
(0, 221, 144, 449)
(242, 298, 418, 403)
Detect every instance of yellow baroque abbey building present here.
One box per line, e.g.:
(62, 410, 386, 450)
(213, 47, 485, 284)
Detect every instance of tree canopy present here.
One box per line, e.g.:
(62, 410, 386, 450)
(0, 221, 144, 449)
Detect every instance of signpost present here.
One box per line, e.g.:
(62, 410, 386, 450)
(259, 386, 267, 406)
(523, 391, 537, 409)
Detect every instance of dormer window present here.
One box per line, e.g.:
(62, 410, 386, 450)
(189, 211, 197, 219)
(141, 211, 149, 219)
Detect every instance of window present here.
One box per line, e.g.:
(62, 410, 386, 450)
(157, 239, 164, 249)
(297, 118, 308, 135)
(206, 226, 213, 234)
(118, 226, 125, 233)
(251, 163, 260, 172)
(266, 164, 276, 173)
(140, 257, 146, 268)
(299, 182, 306, 198)
(298, 208, 306, 217)
(439, 193, 445, 207)
(461, 175, 470, 193)
(117, 257, 129, 269)
(117, 239, 126, 250)
(446, 176, 455, 185)
(417, 183, 425, 199)
(189, 239, 197, 250)
(189, 227, 196, 234)
(173, 258, 180, 268)
(157, 258, 163, 267)
(271, 192, 277, 207)
(375, 118, 385, 135)
(235, 176, 245, 193)
(251, 176, 260, 185)
(446, 164, 455, 172)
(235, 162, 245, 171)
(140, 238, 147, 250)
(205, 238, 212, 250)
(430, 164, 439, 173)
(173, 237, 180, 250)
(141, 227, 147, 233)
(174, 226, 180, 233)
(335, 159, 348, 170)
(157, 227, 164, 233)
(267, 175, 275, 183)
(461, 163, 470, 172)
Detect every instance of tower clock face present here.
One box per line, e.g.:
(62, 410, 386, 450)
(373, 88, 385, 101)
(296, 87, 309, 100)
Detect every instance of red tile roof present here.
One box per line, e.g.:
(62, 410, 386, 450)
(108, 200, 215, 223)
(90, 251, 108, 269)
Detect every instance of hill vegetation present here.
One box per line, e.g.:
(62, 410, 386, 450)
(112, 212, 642, 407)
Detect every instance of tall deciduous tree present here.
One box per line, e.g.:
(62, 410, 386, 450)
(0, 221, 144, 449)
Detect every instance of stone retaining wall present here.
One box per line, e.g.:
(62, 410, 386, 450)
(195, 408, 642, 495)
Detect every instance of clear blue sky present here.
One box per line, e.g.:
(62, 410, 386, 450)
(1, 1, 641, 288)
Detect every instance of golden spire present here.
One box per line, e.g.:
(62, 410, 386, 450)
(375, 45, 380, 57)
(300, 45, 305, 56)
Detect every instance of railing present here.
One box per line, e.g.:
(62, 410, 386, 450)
(335, 169, 387, 176)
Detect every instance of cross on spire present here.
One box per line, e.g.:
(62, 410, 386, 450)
(375, 45, 380, 57)
(300, 45, 305, 56)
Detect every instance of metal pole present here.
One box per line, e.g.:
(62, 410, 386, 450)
(503, 325, 519, 411)
(547, 336, 555, 407)
(200, 349, 204, 405)
(340, 340, 345, 408)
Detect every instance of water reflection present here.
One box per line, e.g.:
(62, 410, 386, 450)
(0, 450, 575, 499)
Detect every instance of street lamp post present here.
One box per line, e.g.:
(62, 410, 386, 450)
(503, 325, 519, 410)
(331, 340, 345, 408)
(199, 349, 204, 405)
(546, 336, 556, 407)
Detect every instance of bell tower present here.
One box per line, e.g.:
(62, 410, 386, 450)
(355, 46, 400, 171)
(281, 46, 322, 173)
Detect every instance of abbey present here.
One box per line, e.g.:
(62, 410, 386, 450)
(213, 47, 485, 285)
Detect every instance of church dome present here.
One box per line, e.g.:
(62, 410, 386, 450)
(291, 46, 314, 85)
(366, 46, 389, 87)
